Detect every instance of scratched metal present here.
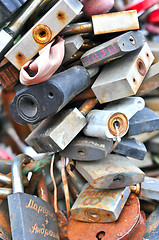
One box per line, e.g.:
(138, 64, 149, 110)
(25, 108, 87, 153)
(76, 154, 145, 189)
(81, 30, 144, 68)
(143, 205, 159, 239)
(0, 199, 11, 240)
(5, 0, 83, 70)
(113, 138, 147, 160)
(68, 193, 140, 240)
(128, 107, 159, 136)
(139, 176, 159, 201)
(59, 136, 113, 160)
(92, 42, 154, 103)
(71, 183, 130, 223)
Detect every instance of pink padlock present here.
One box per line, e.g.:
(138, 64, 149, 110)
(81, 0, 114, 17)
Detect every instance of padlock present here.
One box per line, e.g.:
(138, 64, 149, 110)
(60, 135, 147, 160)
(61, 10, 139, 36)
(5, 0, 83, 70)
(10, 66, 91, 124)
(91, 42, 154, 103)
(143, 205, 159, 239)
(0, 0, 27, 27)
(59, 136, 113, 161)
(83, 97, 145, 140)
(70, 183, 131, 223)
(7, 154, 60, 240)
(113, 137, 147, 160)
(137, 61, 159, 96)
(130, 176, 159, 202)
(81, 30, 145, 68)
(68, 193, 146, 240)
(0, 0, 46, 63)
(146, 135, 159, 153)
(63, 34, 84, 63)
(0, 158, 12, 174)
(0, 199, 11, 240)
(127, 107, 159, 136)
(76, 154, 145, 189)
(147, 9, 159, 24)
(25, 98, 98, 153)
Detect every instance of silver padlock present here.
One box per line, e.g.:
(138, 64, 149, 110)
(76, 154, 145, 189)
(83, 97, 145, 140)
(91, 42, 154, 103)
(71, 183, 131, 223)
(5, 0, 83, 70)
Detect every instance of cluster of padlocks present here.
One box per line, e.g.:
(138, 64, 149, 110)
(0, 0, 159, 239)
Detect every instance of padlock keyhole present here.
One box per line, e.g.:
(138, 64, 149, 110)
(96, 231, 105, 240)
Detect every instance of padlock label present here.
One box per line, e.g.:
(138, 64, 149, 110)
(82, 43, 119, 66)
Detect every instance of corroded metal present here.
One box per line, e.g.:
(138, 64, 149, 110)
(71, 183, 130, 223)
(67, 193, 140, 240)
(76, 154, 145, 189)
(0, 199, 11, 240)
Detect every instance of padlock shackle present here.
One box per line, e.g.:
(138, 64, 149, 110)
(12, 154, 32, 193)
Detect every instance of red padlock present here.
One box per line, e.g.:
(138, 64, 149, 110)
(147, 9, 159, 24)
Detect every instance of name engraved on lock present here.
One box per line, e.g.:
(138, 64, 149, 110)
(83, 43, 119, 67)
(24, 197, 59, 239)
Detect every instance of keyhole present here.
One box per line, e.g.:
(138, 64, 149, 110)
(96, 231, 105, 240)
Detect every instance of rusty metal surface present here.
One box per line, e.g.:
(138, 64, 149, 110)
(79, 98, 98, 116)
(76, 154, 145, 189)
(92, 10, 139, 35)
(71, 183, 131, 223)
(37, 173, 49, 203)
(67, 193, 140, 240)
(60, 22, 93, 36)
(25, 172, 42, 195)
(0, 199, 11, 240)
(0, 188, 12, 199)
(49, 192, 68, 240)
(0, 61, 19, 88)
(122, 211, 146, 240)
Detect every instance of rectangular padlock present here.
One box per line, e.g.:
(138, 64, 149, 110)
(59, 136, 113, 161)
(137, 61, 159, 96)
(63, 34, 84, 63)
(25, 98, 97, 153)
(10, 66, 91, 124)
(83, 97, 145, 140)
(60, 136, 147, 160)
(0, 0, 45, 63)
(71, 183, 131, 223)
(81, 30, 145, 68)
(5, 0, 83, 70)
(8, 155, 60, 240)
(76, 154, 145, 189)
(127, 107, 159, 136)
(91, 42, 154, 103)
